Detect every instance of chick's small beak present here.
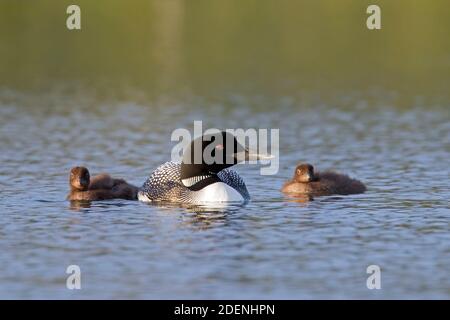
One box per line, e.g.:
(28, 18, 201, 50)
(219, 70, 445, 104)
(79, 177, 88, 187)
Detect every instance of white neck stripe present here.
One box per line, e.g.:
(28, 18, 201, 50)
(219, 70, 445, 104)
(181, 175, 212, 187)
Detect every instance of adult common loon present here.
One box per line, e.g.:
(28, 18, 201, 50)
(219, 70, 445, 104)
(138, 131, 271, 204)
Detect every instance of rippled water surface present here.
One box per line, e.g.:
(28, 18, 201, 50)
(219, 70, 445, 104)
(0, 92, 449, 299)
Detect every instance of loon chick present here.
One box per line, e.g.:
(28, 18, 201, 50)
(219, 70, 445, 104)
(138, 131, 271, 204)
(67, 166, 138, 201)
(282, 163, 366, 196)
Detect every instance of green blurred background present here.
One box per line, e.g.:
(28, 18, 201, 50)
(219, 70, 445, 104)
(0, 0, 449, 103)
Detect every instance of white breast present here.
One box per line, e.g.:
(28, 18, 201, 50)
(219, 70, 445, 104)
(194, 182, 245, 203)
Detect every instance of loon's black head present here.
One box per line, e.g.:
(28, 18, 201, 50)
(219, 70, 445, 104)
(180, 131, 270, 188)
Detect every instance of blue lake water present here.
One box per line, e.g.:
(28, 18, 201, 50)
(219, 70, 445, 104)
(0, 92, 449, 299)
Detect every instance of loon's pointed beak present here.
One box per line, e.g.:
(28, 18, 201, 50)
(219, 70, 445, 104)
(246, 148, 274, 161)
(234, 148, 274, 162)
